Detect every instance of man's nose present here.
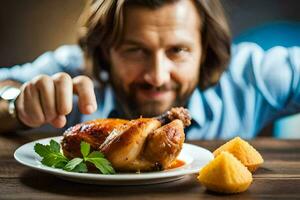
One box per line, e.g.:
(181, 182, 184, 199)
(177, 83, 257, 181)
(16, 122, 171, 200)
(144, 51, 171, 87)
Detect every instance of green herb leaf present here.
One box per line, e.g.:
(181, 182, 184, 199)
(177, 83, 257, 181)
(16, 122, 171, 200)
(34, 143, 52, 157)
(49, 139, 60, 153)
(34, 141, 68, 168)
(34, 140, 115, 174)
(64, 158, 84, 171)
(80, 141, 90, 158)
(72, 162, 88, 173)
(86, 157, 115, 174)
(87, 151, 105, 158)
(41, 154, 68, 168)
(54, 160, 69, 168)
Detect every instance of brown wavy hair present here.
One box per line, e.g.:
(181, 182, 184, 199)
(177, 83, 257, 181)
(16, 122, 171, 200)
(78, 0, 231, 90)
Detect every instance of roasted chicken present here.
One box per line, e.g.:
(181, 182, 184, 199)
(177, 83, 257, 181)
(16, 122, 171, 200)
(61, 107, 191, 172)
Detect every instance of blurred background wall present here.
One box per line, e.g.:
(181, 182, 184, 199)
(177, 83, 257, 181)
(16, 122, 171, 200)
(0, 0, 85, 67)
(224, 0, 300, 36)
(0, 0, 300, 137)
(0, 0, 299, 66)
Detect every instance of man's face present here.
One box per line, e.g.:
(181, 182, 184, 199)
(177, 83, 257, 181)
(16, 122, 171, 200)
(109, 0, 202, 118)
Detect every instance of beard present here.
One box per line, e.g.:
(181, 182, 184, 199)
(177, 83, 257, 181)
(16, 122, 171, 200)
(110, 78, 197, 118)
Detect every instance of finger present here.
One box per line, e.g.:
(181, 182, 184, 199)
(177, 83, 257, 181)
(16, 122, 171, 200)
(22, 82, 45, 127)
(33, 75, 57, 122)
(49, 115, 66, 128)
(52, 73, 73, 116)
(73, 76, 97, 114)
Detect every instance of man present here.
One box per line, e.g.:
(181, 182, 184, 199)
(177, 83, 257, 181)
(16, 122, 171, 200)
(0, 0, 299, 139)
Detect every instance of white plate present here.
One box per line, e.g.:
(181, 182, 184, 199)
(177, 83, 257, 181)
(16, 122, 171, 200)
(14, 136, 213, 185)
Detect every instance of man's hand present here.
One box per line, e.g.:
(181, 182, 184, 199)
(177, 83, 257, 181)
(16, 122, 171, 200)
(15, 73, 97, 128)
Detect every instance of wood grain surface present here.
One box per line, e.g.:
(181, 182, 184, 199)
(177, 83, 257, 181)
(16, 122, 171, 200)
(0, 133, 299, 200)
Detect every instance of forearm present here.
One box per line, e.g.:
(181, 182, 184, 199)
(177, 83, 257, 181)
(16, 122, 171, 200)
(0, 80, 24, 133)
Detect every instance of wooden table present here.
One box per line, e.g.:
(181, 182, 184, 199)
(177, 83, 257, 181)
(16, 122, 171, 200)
(1, 132, 300, 199)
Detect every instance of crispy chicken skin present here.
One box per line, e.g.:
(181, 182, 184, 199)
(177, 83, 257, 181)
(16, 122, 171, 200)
(61, 107, 191, 172)
(62, 119, 128, 158)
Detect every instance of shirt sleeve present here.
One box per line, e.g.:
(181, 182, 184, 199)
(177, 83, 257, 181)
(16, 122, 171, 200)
(251, 45, 300, 110)
(0, 45, 84, 83)
(225, 43, 300, 136)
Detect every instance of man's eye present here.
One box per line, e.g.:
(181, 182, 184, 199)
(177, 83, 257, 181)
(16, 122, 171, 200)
(122, 47, 149, 60)
(167, 47, 190, 61)
(169, 47, 188, 54)
(126, 48, 145, 54)
(127, 48, 139, 52)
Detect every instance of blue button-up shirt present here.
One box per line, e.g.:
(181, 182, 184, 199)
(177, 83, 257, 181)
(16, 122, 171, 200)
(1, 43, 300, 139)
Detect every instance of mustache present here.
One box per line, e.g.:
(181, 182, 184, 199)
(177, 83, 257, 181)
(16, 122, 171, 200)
(130, 82, 179, 92)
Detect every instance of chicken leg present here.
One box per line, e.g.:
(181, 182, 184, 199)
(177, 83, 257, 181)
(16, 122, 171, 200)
(61, 107, 191, 172)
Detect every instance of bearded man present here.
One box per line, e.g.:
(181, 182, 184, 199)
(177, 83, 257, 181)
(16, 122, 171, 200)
(0, 0, 299, 139)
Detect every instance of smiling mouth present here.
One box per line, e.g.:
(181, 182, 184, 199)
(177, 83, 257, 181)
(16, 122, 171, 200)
(130, 82, 178, 101)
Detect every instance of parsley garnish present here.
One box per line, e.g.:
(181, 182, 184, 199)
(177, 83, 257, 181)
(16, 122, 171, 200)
(34, 139, 115, 174)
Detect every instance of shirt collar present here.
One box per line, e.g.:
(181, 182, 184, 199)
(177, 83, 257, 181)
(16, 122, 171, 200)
(82, 85, 117, 121)
(101, 85, 118, 118)
(187, 88, 205, 128)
